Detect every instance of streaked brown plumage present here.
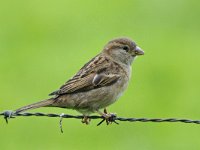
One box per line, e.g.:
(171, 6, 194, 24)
(15, 37, 144, 124)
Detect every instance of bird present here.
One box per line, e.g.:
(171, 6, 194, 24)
(15, 37, 144, 124)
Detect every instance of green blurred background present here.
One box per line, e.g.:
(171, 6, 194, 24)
(0, 0, 200, 149)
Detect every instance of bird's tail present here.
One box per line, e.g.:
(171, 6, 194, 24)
(15, 98, 54, 113)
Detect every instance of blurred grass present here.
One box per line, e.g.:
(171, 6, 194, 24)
(0, 0, 200, 150)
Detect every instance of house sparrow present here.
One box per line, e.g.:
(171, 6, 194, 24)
(15, 37, 144, 124)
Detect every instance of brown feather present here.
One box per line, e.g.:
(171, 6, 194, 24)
(49, 54, 121, 95)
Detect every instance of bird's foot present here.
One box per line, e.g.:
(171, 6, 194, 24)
(97, 109, 119, 126)
(81, 116, 91, 125)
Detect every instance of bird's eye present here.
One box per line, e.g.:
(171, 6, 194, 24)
(122, 46, 129, 52)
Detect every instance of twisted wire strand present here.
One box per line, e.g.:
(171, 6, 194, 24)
(1, 111, 200, 124)
(1, 111, 200, 133)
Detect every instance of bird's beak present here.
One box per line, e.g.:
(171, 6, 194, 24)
(135, 46, 144, 56)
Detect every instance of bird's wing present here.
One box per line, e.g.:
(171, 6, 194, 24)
(49, 55, 120, 96)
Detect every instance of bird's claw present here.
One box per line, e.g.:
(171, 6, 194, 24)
(97, 113, 119, 126)
(82, 116, 91, 125)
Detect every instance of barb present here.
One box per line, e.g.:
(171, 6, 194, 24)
(1, 111, 200, 133)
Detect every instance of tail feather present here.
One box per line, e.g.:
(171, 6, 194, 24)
(15, 98, 54, 113)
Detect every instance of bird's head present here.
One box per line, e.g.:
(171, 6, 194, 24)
(103, 37, 144, 65)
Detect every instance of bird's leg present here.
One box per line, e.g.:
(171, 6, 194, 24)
(96, 109, 109, 118)
(81, 116, 91, 125)
(96, 109, 117, 125)
(104, 108, 108, 114)
(103, 108, 109, 125)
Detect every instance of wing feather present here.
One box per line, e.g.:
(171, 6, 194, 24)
(49, 54, 121, 96)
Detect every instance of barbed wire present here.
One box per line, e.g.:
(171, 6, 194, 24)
(1, 110, 200, 133)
